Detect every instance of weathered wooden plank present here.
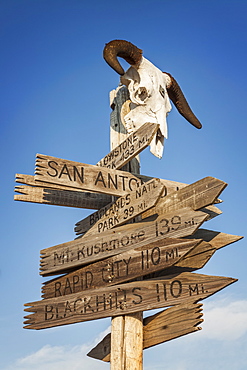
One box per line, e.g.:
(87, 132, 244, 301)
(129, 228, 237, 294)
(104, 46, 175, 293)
(14, 185, 113, 210)
(41, 238, 201, 299)
(188, 228, 243, 250)
(152, 230, 243, 277)
(24, 272, 236, 330)
(87, 302, 203, 362)
(199, 204, 222, 220)
(75, 178, 164, 236)
(136, 175, 221, 209)
(88, 333, 111, 362)
(143, 302, 203, 349)
(14, 174, 186, 212)
(16, 172, 185, 194)
(15, 174, 113, 209)
(35, 154, 142, 197)
(15, 174, 221, 222)
(109, 88, 142, 370)
(74, 182, 222, 237)
(135, 174, 186, 191)
(40, 208, 208, 276)
(109, 312, 143, 369)
(97, 122, 159, 169)
(141, 176, 227, 219)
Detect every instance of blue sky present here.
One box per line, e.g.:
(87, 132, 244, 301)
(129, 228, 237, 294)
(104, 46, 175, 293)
(1, 0, 247, 369)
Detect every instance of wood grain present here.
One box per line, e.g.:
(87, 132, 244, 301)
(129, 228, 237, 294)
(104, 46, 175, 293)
(35, 154, 142, 197)
(141, 176, 227, 219)
(151, 229, 243, 277)
(75, 178, 164, 236)
(97, 122, 159, 169)
(109, 85, 142, 370)
(14, 184, 113, 210)
(41, 238, 201, 299)
(24, 272, 237, 330)
(87, 302, 203, 362)
(40, 208, 208, 276)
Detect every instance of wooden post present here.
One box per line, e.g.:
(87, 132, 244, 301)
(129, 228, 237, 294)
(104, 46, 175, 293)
(110, 85, 143, 369)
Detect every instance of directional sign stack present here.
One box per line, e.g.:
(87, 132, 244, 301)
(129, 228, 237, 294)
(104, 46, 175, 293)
(15, 123, 242, 361)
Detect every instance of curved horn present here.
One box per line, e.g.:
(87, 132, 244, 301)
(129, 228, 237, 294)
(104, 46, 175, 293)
(103, 40, 142, 76)
(166, 73, 202, 129)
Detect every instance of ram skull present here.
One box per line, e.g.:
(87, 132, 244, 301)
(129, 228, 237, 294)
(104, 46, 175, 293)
(103, 40, 202, 158)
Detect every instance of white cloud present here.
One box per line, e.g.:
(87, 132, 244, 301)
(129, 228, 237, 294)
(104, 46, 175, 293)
(5, 326, 110, 370)
(201, 298, 247, 341)
(5, 299, 247, 370)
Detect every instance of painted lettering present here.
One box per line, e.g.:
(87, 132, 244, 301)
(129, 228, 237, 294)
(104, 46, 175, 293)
(151, 246, 161, 265)
(83, 297, 94, 313)
(74, 298, 82, 313)
(47, 161, 58, 177)
(55, 282, 62, 297)
(122, 257, 131, 276)
(132, 287, 142, 304)
(94, 171, 106, 187)
(170, 280, 182, 298)
(45, 305, 54, 320)
(189, 283, 201, 296)
(64, 301, 72, 316)
(165, 248, 178, 262)
(58, 164, 72, 181)
(73, 166, 84, 183)
(108, 173, 118, 190)
(53, 231, 146, 267)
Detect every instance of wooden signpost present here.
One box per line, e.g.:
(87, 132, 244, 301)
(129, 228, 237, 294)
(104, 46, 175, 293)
(87, 302, 204, 362)
(41, 238, 201, 299)
(96, 122, 159, 169)
(40, 208, 208, 276)
(141, 176, 227, 219)
(74, 176, 223, 236)
(14, 41, 243, 370)
(76, 178, 164, 236)
(153, 230, 243, 276)
(35, 154, 143, 197)
(24, 272, 236, 330)
(15, 174, 113, 209)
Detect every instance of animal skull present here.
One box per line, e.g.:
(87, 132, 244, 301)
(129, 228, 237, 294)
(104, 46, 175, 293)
(104, 40, 202, 158)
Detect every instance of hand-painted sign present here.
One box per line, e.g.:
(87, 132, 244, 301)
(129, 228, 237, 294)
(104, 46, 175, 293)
(41, 238, 201, 299)
(24, 272, 236, 330)
(75, 178, 164, 236)
(14, 184, 112, 210)
(147, 230, 243, 278)
(141, 176, 227, 219)
(87, 302, 203, 362)
(97, 122, 159, 169)
(74, 176, 224, 236)
(14, 172, 188, 212)
(40, 208, 207, 276)
(35, 154, 142, 197)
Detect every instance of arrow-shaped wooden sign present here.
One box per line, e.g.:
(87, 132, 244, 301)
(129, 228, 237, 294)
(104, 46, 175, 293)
(87, 302, 203, 362)
(74, 176, 224, 236)
(75, 178, 164, 236)
(149, 230, 243, 277)
(15, 184, 112, 210)
(24, 272, 236, 330)
(141, 176, 227, 219)
(35, 154, 142, 197)
(41, 238, 201, 299)
(40, 208, 207, 276)
(14, 173, 190, 211)
(96, 122, 159, 169)
(15, 174, 113, 209)
(176, 230, 243, 270)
